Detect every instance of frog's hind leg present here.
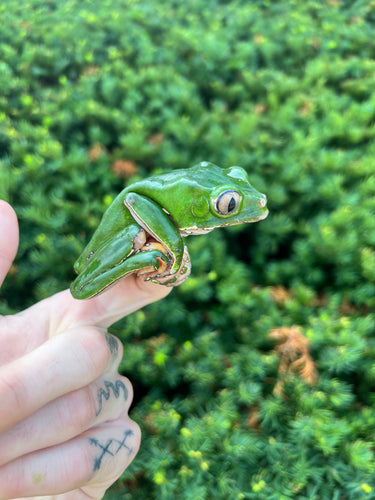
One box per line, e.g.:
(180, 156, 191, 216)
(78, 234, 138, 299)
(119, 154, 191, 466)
(71, 248, 169, 299)
(71, 225, 168, 299)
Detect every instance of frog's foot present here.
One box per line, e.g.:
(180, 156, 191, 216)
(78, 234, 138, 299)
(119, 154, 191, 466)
(154, 245, 191, 286)
(136, 242, 191, 287)
(136, 242, 170, 278)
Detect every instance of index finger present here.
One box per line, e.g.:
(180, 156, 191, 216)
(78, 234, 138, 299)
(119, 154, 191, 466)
(26, 275, 172, 338)
(69, 275, 172, 329)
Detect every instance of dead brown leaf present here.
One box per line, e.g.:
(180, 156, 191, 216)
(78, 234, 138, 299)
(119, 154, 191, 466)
(268, 286, 293, 305)
(299, 101, 314, 117)
(148, 133, 165, 146)
(269, 326, 318, 395)
(254, 103, 266, 115)
(88, 143, 106, 162)
(82, 66, 100, 76)
(246, 407, 261, 432)
(111, 159, 138, 178)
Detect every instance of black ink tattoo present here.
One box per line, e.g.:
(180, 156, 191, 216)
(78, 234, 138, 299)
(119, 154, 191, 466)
(89, 430, 134, 471)
(96, 380, 128, 416)
(104, 333, 119, 358)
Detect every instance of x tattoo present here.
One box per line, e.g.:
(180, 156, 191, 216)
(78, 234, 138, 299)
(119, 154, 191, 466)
(89, 430, 134, 471)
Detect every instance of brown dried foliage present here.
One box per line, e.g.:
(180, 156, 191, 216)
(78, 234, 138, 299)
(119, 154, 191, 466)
(246, 407, 261, 432)
(253, 103, 266, 115)
(268, 285, 293, 305)
(82, 66, 100, 76)
(111, 159, 138, 178)
(88, 143, 106, 162)
(147, 133, 165, 145)
(269, 326, 318, 395)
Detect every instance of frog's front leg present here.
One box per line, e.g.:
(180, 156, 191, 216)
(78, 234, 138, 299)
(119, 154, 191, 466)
(124, 192, 188, 284)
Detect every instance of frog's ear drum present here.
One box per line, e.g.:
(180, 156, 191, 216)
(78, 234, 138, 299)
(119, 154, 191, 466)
(215, 190, 241, 216)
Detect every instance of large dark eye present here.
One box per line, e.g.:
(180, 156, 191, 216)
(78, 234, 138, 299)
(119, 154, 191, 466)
(215, 190, 241, 215)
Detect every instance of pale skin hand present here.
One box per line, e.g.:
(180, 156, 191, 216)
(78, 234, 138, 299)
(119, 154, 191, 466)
(0, 201, 171, 500)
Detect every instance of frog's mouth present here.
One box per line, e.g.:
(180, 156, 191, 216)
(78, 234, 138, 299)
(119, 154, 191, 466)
(254, 209, 269, 221)
(180, 227, 215, 236)
(180, 209, 268, 236)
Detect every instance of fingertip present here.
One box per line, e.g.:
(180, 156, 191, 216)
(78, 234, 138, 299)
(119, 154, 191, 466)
(0, 201, 19, 244)
(0, 200, 18, 222)
(0, 201, 19, 287)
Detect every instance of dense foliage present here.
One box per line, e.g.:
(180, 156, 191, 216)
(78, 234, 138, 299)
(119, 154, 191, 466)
(1, 0, 375, 498)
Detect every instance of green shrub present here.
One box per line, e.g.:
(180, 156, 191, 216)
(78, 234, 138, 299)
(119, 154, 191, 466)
(1, 0, 375, 498)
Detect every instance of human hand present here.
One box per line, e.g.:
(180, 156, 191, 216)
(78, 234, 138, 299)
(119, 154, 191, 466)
(0, 201, 171, 500)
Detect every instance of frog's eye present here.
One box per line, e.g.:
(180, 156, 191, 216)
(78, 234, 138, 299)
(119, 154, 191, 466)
(215, 190, 241, 216)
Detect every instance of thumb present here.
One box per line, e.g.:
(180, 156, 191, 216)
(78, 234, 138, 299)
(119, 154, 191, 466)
(0, 201, 19, 288)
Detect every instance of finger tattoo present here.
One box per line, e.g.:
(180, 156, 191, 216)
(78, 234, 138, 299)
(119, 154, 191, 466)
(96, 380, 129, 416)
(89, 430, 134, 471)
(104, 333, 119, 358)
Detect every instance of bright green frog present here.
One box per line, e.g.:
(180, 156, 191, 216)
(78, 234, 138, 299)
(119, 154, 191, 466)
(70, 162, 268, 299)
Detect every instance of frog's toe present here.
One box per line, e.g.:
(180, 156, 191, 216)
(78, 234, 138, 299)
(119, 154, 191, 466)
(154, 262, 191, 286)
(136, 254, 169, 278)
(137, 243, 191, 287)
(150, 246, 191, 287)
(136, 240, 170, 279)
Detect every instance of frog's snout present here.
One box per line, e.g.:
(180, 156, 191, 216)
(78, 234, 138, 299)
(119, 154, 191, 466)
(258, 196, 267, 209)
(257, 194, 268, 221)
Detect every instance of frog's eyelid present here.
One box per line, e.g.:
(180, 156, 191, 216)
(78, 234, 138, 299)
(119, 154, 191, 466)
(225, 166, 248, 181)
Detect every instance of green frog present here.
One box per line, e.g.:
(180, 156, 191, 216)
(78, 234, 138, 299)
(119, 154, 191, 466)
(70, 162, 268, 299)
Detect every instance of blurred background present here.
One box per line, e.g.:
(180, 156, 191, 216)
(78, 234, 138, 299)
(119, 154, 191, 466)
(1, 0, 375, 498)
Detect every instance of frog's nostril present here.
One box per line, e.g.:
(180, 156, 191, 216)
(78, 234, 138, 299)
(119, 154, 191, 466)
(258, 197, 267, 208)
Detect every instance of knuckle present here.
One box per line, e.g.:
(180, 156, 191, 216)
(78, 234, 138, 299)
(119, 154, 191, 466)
(60, 385, 98, 431)
(104, 333, 123, 366)
(118, 375, 133, 407)
(117, 413, 141, 445)
(121, 419, 141, 459)
(75, 328, 112, 377)
(128, 419, 141, 444)
(0, 368, 27, 427)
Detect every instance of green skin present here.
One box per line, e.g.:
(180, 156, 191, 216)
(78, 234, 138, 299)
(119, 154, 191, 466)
(70, 162, 268, 299)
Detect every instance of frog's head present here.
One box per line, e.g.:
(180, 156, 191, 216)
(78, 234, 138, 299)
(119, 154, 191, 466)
(175, 162, 269, 235)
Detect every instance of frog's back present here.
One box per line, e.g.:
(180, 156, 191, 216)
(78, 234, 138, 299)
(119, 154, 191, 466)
(129, 163, 228, 194)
